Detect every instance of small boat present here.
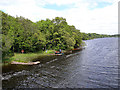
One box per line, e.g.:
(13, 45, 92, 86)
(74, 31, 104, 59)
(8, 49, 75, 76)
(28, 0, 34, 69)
(55, 53, 64, 55)
(54, 50, 64, 55)
(49, 53, 64, 56)
(11, 61, 40, 65)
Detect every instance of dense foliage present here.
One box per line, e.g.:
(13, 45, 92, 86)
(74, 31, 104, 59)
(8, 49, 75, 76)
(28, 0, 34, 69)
(1, 11, 115, 59)
(1, 11, 83, 58)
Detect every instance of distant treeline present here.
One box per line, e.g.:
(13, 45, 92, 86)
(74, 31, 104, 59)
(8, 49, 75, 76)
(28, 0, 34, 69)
(110, 34, 120, 37)
(81, 32, 114, 40)
(0, 11, 115, 58)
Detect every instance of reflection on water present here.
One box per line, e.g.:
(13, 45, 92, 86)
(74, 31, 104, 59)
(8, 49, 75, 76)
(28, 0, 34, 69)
(2, 37, 119, 88)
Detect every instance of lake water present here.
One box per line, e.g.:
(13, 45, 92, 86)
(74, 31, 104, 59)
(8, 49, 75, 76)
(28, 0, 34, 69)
(2, 37, 119, 88)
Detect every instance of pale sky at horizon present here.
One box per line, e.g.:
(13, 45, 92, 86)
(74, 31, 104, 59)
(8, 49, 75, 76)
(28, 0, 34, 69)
(0, 0, 119, 35)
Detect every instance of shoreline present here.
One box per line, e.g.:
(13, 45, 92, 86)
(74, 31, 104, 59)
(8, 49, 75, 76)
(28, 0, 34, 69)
(2, 47, 84, 66)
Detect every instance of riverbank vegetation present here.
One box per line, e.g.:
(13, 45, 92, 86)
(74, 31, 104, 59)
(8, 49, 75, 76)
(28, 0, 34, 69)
(1, 11, 115, 63)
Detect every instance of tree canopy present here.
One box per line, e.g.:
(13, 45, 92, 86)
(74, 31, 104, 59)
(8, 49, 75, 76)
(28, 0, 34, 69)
(1, 11, 114, 59)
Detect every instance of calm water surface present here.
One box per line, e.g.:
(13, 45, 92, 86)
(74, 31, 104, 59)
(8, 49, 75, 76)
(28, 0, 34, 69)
(2, 37, 119, 88)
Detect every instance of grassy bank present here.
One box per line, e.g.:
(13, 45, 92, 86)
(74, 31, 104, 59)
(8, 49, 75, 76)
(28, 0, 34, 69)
(2, 44, 84, 65)
(2, 50, 56, 64)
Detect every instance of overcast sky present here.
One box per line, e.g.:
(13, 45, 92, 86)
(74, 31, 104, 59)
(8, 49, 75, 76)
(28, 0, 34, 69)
(0, 0, 119, 35)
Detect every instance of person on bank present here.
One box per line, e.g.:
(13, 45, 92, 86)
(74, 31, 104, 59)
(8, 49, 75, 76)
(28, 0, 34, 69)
(59, 49, 61, 54)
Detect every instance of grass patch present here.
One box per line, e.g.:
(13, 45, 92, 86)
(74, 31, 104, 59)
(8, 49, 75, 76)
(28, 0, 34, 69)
(2, 50, 55, 63)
